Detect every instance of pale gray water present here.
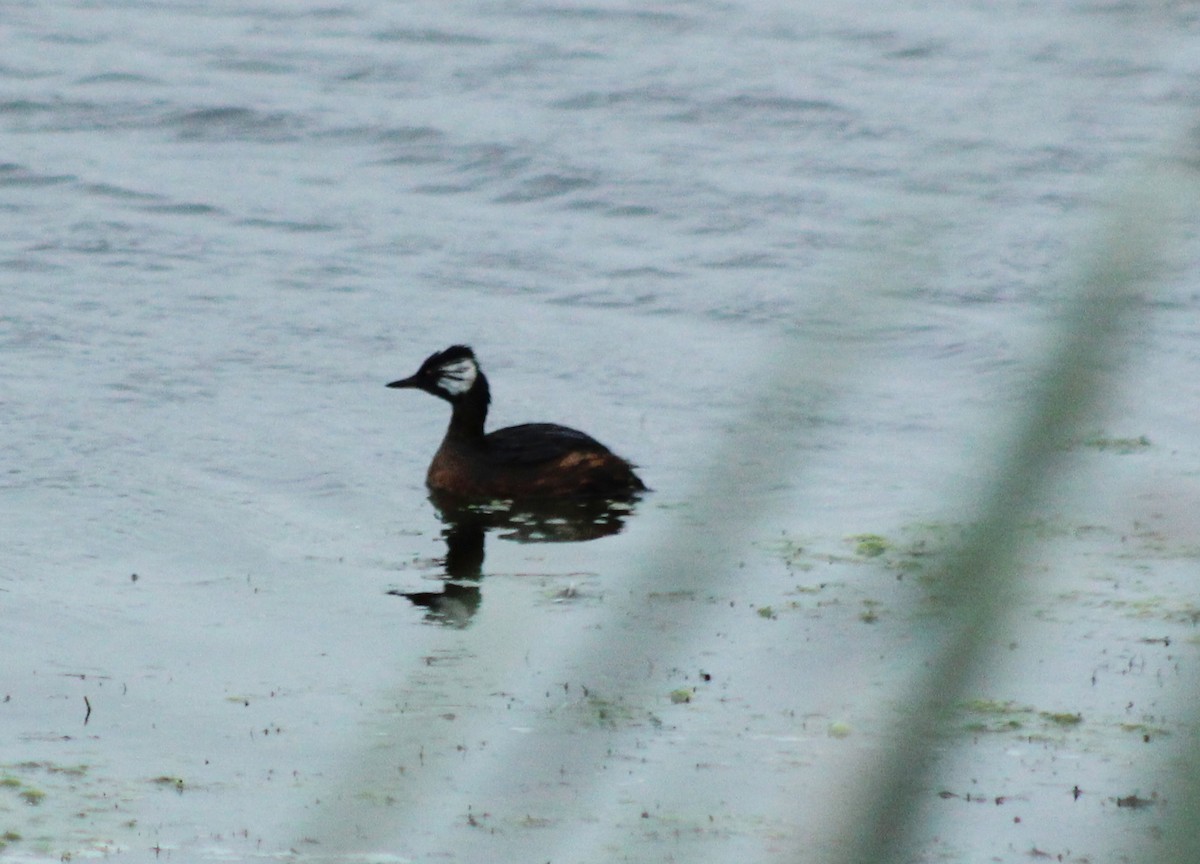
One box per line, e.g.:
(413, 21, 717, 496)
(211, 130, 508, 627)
(3, 1, 1200, 862)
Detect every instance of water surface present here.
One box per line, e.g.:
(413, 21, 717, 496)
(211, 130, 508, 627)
(3, 1, 1200, 861)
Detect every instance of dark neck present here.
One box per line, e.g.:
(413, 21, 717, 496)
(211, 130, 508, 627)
(445, 372, 490, 442)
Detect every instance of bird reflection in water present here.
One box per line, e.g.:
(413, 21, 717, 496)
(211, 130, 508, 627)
(389, 491, 641, 627)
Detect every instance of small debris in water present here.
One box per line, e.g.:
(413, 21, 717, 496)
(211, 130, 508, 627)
(150, 776, 184, 793)
(1114, 792, 1157, 809)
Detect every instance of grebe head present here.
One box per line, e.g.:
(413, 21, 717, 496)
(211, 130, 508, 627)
(387, 345, 482, 403)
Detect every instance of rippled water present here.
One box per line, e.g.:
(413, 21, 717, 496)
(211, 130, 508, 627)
(3, 1, 1200, 862)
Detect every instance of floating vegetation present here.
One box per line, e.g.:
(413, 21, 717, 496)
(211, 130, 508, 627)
(6, 762, 88, 778)
(1114, 791, 1159, 809)
(838, 526, 951, 579)
(1119, 722, 1171, 741)
(0, 761, 137, 859)
(778, 536, 806, 560)
(581, 691, 637, 728)
(850, 533, 890, 558)
(1042, 712, 1084, 727)
(0, 766, 83, 809)
(958, 700, 1085, 736)
(1078, 434, 1151, 454)
(960, 700, 1033, 734)
(827, 721, 852, 739)
(1101, 596, 1200, 624)
(646, 590, 698, 602)
(772, 535, 814, 570)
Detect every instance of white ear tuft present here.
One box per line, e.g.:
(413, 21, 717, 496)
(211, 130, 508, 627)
(436, 357, 478, 396)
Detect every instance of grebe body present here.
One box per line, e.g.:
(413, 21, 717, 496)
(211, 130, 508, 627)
(387, 346, 646, 500)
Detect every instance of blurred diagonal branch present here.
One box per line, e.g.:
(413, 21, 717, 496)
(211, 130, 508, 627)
(827, 152, 1199, 864)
